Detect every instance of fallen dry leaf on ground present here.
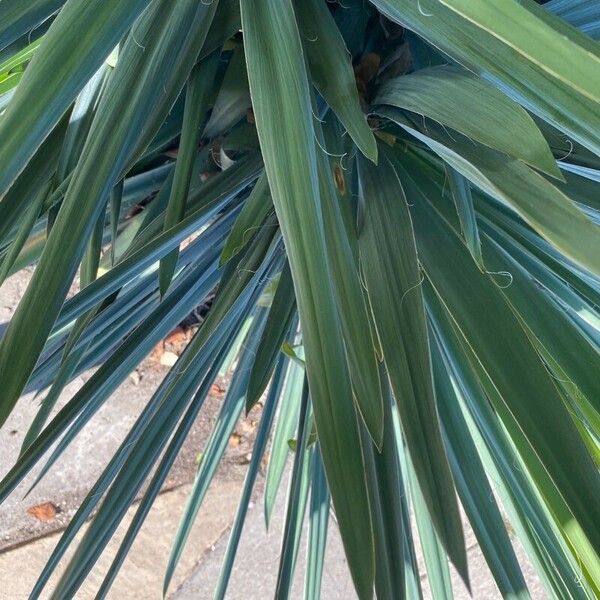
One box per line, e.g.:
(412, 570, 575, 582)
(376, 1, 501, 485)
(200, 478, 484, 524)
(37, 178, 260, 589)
(26, 502, 60, 521)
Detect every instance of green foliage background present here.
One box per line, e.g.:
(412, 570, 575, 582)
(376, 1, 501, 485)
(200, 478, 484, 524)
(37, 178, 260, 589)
(0, 0, 599, 598)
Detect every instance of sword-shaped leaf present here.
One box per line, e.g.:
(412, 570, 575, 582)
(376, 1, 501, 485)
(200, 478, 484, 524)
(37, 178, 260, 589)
(294, 0, 377, 162)
(0, 0, 220, 427)
(0, 0, 152, 197)
(241, 1, 375, 595)
(357, 148, 468, 583)
(403, 157, 600, 558)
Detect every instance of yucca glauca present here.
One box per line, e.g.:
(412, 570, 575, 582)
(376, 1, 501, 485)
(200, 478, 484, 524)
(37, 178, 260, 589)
(0, 0, 599, 598)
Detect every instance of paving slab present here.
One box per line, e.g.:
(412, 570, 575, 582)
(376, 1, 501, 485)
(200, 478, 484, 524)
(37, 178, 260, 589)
(0, 269, 252, 551)
(172, 477, 356, 600)
(172, 472, 548, 600)
(0, 480, 243, 599)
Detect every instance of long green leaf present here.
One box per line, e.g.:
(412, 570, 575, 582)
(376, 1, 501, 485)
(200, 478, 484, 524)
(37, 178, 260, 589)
(0, 114, 69, 246)
(430, 298, 597, 599)
(241, 1, 375, 596)
(0, 183, 48, 286)
(94, 335, 238, 600)
(304, 445, 330, 600)
(0, 1, 63, 53)
(0, 0, 152, 197)
(431, 339, 530, 599)
(402, 156, 600, 558)
(161, 309, 269, 596)
(159, 52, 220, 295)
(314, 118, 383, 448)
(246, 262, 297, 411)
(221, 172, 271, 264)
(0, 259, 221, 505)
(444, 165, 483, 269)
(30, 236, 275, 598)
(479, 222, 600, 423)
(275, 382, 313, 600)
(265, 355, 304, 528)
(293, 0, 377, 162)
(0, 0, 220, 427)
(382, 109, 600, 276)
(359, 367, 405, 600)
(203, 43, 250, 139)
(357, 148, 468, 582)
(405, 449, 454, 600)
(212, 354, 289, 600)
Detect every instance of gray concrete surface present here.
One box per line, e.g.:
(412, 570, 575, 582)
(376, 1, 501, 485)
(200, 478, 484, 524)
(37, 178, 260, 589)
(0, 269, 250, 551)
(172, 478, 357, 600)
(0, 481, 243, 599)
(172, 476, 548, 600)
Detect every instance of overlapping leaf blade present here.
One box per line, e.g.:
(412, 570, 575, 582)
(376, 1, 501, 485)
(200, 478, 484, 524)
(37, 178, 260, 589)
(375, 65, 560, 177)
(240, 1, 375, 595)
(293, 0, 377, 162)
(380, 108, 600, 276)
(159, 52, 220, 295)
(0, 0, 220, 427)
(0, 0, 63, 53)
(370, 0, 600, 156)
(357, 148, 468, 581)
(401, 154, 600, 558)
(0, 2, 598, 598)
(0, 0, 152, 197)
(431, 339, 529, 598)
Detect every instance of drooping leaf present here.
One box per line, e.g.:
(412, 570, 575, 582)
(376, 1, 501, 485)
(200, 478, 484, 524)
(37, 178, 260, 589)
(293, 0, 377, 162)
(444, 165, 483, 269)
(246, 261, 296, 411)
(264, 351, 304, 528)
(274, 381, 313, 600)
(304, 445, 330, 600)
(0, 0, 221, 427)
(0, 0, 63, 53)
(221, 172, 271, 264)
(109, 179, 124, 265)
(314, 117, 384, 448)
(212, 353, 289, 600)
(375, 64, 561, 178)
(159, 52, 220, 295)
(203, 43, 250, 139)
(357, 147, 468, 582)
(381, 108, 600, 276)
(359, 367, 406, 600)
(0, 0, 152, 197)
(0, 183, 48, 287)
(402, 156, 600, 558)
(241, 1, 375, 595)
(431, 338, 530, 599)
(429, 296, 598, 599)
(163, 308, 270, 596)
(403, 448, 454, 600)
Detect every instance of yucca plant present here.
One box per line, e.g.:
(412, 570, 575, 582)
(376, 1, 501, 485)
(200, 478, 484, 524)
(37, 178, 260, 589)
(0, 0, 599, 597)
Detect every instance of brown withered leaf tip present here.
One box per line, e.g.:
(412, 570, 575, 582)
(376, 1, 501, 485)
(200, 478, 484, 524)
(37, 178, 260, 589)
(333, 162, 346, 195)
